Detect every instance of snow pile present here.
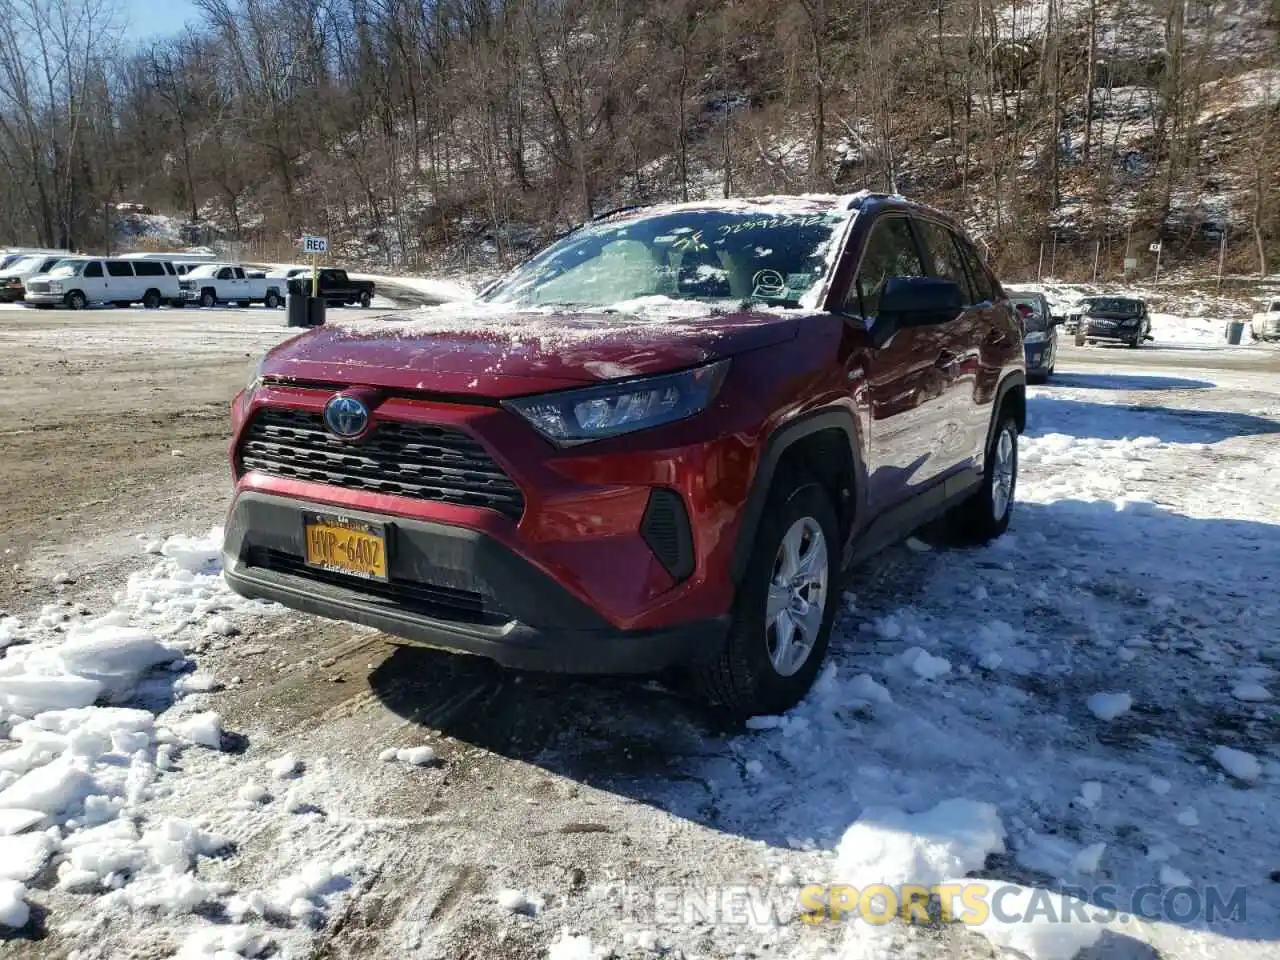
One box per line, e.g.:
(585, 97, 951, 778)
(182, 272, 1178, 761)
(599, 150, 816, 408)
(228, 860, 356, 925)
(548, 930, 604, 960)
(0, 528, 289, 934)
(0, 879, 29, 929)
(1211, 745, 1261, 782)
(1085, 691, 1132, 720)
(378, 745, 436, 766)
(172, 925, 273, 959)
(944, 880, 1104, 960)
(834, 799, 1006, 887)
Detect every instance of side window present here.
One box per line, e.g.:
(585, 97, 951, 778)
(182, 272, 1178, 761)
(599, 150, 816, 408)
(914, 220, 974, 304)
(233, 268, 245, 280)
(83, 261, 103, 278)
(105, 261, 134, 278)
(217, 267, 232, 280)
(846, 217, 925, 318)
(954, 237, 996, 303)
(134, 261, 163, 277)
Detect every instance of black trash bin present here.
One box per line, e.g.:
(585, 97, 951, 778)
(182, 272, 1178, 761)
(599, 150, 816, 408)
(285, 292, 309, 327)
(1225, 321, 1245, 345)
(307, 297, 326, 326)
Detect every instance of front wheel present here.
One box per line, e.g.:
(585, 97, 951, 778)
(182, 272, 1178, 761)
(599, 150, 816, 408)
(264, 291, 281, 309)
(142, 289, 162, 309)
(692, 474, 838, 716)
(943, 416, 1018, 545)
(199, 290, 216, 308)
(65, 291, 86, 310)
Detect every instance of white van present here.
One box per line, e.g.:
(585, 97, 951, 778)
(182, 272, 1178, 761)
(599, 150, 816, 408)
(23, 257, 183, 309)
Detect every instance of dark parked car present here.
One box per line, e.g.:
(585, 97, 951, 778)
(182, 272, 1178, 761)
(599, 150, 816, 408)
(224, 194, 1026, 715)
(1068, 296, 1153, 347)
(286, 268, 375, 307)
(1006, 290, 1060, 382)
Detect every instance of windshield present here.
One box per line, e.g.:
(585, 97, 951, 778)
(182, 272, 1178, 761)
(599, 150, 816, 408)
(482, 204, 849, 311)
(48, 261, 86, 278)
(1083, 297, 1142, 314)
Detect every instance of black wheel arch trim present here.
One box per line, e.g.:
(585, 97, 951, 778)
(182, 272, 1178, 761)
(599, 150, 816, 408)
(985, 370, 1027, 452)
(729, 408, 864, 583)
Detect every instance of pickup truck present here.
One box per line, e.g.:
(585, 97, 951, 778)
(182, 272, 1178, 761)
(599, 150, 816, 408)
(1251, 299, 1280, 342)
(285, 268, 375, 307)
(181, 263, 286, 308)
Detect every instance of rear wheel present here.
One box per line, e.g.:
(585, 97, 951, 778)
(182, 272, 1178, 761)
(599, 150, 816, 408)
(692, 473, 838, 716)
(359, 290, 372, 308)
(942, 415, 1018, 545)
(65, 291, 86, 310)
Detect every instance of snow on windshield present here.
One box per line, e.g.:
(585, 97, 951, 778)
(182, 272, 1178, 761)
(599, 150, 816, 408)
(48, 261, 85, 277)
(482, 198, 858, 312)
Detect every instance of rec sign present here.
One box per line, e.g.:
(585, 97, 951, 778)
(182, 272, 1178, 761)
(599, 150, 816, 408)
(301, 235, 328, 254)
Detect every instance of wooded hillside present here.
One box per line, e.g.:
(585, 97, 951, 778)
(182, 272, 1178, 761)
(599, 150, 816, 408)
(1, 0, 1277, 278)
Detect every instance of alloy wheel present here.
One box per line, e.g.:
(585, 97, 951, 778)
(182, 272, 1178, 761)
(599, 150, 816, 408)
(764, 517, 829, 677)
(991, 427, 1016, 520)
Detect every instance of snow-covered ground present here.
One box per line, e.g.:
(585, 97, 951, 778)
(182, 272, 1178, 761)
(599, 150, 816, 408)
(2, 354, 1279, 959)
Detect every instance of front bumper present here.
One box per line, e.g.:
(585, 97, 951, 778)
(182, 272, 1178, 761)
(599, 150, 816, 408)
(222, 491, 727, 673)
(0, 286, 27, 302)
(22, 291, 63, 304)
(1084, 321, 1140, 341)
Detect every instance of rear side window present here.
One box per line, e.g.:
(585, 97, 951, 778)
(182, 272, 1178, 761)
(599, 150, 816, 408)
(848, 216, 926, 318)
(913, 220, 974, 304)
(133, 261, 164, 277)
(84, 261, 104, 278)
(105, 261, 134, 278)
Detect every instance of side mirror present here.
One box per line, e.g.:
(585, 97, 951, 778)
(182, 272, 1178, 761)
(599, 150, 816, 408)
(879, 276, 964, 330)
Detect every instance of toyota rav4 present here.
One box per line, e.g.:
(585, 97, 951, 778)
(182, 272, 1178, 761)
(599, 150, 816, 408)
(223, 194, 1025, 716)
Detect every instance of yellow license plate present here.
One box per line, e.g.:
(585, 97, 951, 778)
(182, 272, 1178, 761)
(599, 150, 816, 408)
(303, 514, 388, 581)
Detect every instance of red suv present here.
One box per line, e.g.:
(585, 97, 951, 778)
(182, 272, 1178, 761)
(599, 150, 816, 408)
(224, 194, 1025, 715)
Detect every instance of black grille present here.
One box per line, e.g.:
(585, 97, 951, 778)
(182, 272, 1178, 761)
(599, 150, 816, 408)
(245, 547, 508, 625)
(640, 488, 694, 581)
(237, 409, 525, 521)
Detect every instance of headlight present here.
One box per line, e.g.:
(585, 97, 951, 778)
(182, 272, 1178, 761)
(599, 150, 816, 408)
(48, 282, 63, 293)
(1023, 330, 1048, 344)
(504, 360, 729, 445)
(245, 356, 266, 391)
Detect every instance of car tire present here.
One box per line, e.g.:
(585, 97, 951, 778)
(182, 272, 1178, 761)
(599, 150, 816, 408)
(359, 291, 372, 308)
(65, 291, 86, 310)
(943, 414, 1018, 545)
(199, 289, 216, 308)
(1128, 334, 1141, 348)
(142, 289, 162, 309)
(692, 472, 839, 717)
(264, 291, 281, 309)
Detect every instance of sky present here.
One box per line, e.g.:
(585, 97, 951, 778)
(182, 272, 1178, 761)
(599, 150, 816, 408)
(126, 0, 199, 41)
